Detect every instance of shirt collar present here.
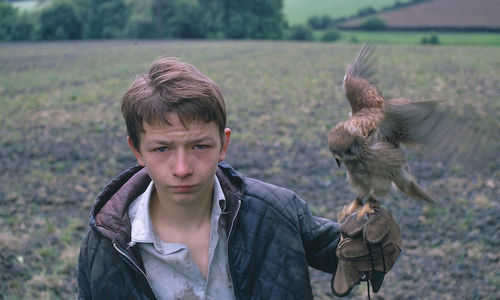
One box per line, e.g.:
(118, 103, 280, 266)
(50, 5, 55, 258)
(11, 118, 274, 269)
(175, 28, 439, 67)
(213, 175, 226, 213)
(129, 180, 156, 246)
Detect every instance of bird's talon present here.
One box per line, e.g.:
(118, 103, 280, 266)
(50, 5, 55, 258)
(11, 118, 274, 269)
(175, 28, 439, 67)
(368, 198, 379, 209)
(338, 198, 363, 222)
(357, 201, 376, 219)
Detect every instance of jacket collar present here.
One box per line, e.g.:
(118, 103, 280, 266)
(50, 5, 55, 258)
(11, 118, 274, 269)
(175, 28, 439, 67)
(216, 161, 244, 218)
(90, 162, 245, 247)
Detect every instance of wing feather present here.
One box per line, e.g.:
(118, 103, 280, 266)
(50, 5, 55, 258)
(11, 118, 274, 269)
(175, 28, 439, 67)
(379, 98, 443, 145)
(343, 43, 384, 113)
(379, 99, 499, 169)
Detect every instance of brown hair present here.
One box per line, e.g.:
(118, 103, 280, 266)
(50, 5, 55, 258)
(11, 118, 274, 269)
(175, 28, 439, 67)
(122, 58, 226, 150)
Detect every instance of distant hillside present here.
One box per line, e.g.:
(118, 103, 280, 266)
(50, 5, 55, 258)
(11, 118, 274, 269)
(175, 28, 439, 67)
(283, 0, 412, 25)
(341, 0, 500, 31)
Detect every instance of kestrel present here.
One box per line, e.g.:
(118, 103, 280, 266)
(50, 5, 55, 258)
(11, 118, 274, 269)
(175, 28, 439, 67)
(329, 43, 442, 220)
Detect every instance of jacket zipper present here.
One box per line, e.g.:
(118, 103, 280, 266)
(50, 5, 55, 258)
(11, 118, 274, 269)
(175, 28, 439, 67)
(112, 241, 157, 299)
(227, 199, 242, 240)
(227, 199, 242, 299)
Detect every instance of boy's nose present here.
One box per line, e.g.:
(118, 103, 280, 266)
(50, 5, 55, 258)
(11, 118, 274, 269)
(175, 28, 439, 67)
(172, 151, 193, 178)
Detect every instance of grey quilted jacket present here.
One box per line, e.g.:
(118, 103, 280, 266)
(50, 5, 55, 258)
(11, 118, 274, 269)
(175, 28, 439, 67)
(77, 161, 340, 299)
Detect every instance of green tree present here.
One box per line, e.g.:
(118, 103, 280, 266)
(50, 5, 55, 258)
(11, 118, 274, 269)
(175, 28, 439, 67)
(0, 0, 34, 40)
(152, 0, 204, 38)
(172, 1, 204, 38)
(287, 24, 313, 41)
(125, 0, 286, 39)
(224, 0, 284, 39)
(308, 15, 333, 30)
(198, 0, 284, 39)
(38, 1, 82, 40)
(360, 16, 387, 30)
(123, 0, 156, 38)
(74, 0, 128, 38)
(421, 34, 440, 45)
(0, 0, 18, 40)
(99, 0, 129, 37)
(198, 0, 225, 38)
(125, 0, 205, 39)
(357, 6, 377, 17)
(123, 14, 157, 38)
(11, 12, 34, 40)
(321, 29, 341, 42)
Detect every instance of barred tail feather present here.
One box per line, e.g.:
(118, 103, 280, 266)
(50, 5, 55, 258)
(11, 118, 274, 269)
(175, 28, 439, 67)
(393, 167, 439, 204)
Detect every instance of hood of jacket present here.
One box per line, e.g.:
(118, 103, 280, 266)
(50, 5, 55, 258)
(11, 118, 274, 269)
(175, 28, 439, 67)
(89, 161, 244, 247)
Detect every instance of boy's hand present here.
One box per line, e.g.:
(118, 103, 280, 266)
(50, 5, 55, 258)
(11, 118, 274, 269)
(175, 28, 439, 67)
(331, 207, 402, 297)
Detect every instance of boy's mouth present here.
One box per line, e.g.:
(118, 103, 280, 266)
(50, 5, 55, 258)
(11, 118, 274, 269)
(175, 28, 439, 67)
(171, 185, 195, 193)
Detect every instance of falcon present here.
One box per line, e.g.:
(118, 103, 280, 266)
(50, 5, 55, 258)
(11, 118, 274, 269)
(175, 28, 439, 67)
(329, 43, 442, 221)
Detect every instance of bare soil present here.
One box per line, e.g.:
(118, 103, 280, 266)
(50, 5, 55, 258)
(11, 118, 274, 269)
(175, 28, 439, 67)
(0, 41, 498, 299)
(341, 0, 500, 30)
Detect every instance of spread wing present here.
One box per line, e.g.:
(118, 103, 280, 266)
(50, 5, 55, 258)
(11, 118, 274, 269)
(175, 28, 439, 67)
(379, 98, 498, 169)
(378, 98, 443, 145)
(343, 43, 384, 114)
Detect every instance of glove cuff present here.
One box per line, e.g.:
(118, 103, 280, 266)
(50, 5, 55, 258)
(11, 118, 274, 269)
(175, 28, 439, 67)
(331, 259, 362, 297)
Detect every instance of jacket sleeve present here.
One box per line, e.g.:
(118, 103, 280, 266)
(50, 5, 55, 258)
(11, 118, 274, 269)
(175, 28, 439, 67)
(295, 194, 341, 274)
(77, 229, 94, 300)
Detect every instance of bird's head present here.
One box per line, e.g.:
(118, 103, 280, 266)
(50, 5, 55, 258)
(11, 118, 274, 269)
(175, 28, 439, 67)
(328, 126, 364, 167)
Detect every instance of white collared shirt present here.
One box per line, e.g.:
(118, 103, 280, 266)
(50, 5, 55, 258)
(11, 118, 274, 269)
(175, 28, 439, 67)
(128, 176, 235, 300)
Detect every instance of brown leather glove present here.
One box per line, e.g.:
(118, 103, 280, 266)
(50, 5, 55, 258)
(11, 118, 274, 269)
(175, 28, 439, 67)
(331, 207, 402, 297)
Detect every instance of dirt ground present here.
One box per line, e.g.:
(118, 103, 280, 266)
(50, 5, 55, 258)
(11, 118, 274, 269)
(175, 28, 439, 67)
(0, 41, 499, 299)
(341, 0, 500, 30)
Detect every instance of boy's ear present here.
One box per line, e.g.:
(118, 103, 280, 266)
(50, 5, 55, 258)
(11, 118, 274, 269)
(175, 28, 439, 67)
(127, 136, 145, 166)
(219, 128, 231, 162)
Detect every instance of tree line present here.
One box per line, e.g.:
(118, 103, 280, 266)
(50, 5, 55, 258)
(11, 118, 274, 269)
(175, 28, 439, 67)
(0, 0, 286, 41)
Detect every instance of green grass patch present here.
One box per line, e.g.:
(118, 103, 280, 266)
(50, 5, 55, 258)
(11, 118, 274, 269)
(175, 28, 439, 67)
(328, 30, 500, 46)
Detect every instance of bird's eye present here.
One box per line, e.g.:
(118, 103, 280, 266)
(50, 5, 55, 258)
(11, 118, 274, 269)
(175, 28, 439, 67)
(345, 148, 353, 155)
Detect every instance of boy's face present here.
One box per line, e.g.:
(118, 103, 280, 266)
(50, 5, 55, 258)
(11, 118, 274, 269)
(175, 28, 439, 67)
(128, 113, 230, 206)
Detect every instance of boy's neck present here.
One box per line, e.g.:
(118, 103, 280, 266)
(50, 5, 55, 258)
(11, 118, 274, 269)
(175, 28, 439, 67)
(149, 185, 213, 236)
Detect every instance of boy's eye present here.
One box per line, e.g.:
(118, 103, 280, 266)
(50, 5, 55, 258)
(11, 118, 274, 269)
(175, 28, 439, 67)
(157, 146, 168, 152)
(194, 145, 208, 150)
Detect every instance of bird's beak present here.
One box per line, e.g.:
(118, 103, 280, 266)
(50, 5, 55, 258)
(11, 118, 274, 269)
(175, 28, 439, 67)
(335, 156, 342, 167)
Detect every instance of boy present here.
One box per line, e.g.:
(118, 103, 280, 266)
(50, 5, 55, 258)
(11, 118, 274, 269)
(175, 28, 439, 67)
(77, 58, 400, 299)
